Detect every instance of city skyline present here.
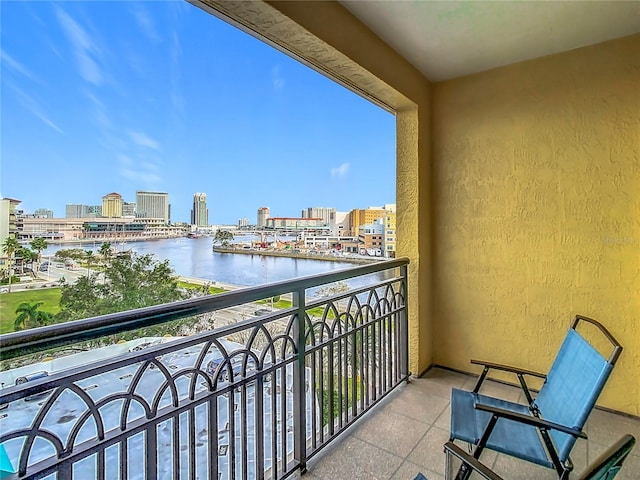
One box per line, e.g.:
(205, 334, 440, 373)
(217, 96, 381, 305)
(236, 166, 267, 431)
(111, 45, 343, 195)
(1, 1, 395, 224)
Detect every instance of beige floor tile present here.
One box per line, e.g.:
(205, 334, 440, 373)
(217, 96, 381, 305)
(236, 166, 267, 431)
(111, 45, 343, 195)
(490, 454, 558, 480)
(353, 407, 431, 458)
(308, 435, 403, 480)
(387, 385, 450, 425)
(391, 460, 444, 480)
(434, 405, 450, 431)
(585, 409, 640, 450)
(418, 370, 469, 399)
(406, 426, 451, 477)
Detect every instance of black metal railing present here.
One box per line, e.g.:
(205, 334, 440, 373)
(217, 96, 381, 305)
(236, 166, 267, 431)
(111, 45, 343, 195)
(0, 259, 409, 479)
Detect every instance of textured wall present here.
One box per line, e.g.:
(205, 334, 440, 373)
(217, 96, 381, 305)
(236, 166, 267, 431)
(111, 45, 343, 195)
(432, 35, 640, 415)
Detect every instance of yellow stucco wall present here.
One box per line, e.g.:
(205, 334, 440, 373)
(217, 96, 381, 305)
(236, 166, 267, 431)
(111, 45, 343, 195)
(432, 35, 640, 415)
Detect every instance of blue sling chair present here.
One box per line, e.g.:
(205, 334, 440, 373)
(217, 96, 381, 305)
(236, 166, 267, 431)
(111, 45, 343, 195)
(448, 315, 623, 480)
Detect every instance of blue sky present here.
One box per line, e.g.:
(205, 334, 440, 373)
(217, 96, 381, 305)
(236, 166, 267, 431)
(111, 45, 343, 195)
(1, 1, 395, 225)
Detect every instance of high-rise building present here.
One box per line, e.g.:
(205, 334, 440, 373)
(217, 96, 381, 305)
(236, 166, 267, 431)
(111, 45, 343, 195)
(102, 193, 123, 218)
(257, 207, 270, 227)
(238, 218, 249, 228)
(302, 207, 335, 228)
(136, 191, 169, 223)
(348, 206, 394, 236)
(191, 193, 208, 227)
(66, 204, 89, 218)
(122, 202, 136, 217)
(34, 208, 54, 218)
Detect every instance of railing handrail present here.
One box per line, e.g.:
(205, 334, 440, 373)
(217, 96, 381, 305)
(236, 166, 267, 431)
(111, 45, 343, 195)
(0, 258, 409, 360)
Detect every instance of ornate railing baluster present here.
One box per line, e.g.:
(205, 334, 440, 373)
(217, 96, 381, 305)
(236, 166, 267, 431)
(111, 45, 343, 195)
(0, 259, 409, 479)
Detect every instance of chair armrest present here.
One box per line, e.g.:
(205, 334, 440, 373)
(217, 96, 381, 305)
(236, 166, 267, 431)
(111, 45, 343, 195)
(470, 359, 546, 379)
(470, 360, 545, 403)
(474, 402, 587, 439)
(444, 441, 504, 480)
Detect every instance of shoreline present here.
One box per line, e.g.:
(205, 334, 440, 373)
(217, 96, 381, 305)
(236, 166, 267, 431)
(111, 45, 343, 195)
(212, 246, 381, 264)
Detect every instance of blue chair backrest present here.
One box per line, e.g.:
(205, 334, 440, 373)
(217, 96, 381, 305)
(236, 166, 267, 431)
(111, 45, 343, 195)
(534, 328, 613, 462)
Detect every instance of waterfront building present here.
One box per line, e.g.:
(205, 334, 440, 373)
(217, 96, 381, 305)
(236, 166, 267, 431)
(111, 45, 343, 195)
(301, 235, 359, 251)
(302, 207, 335, 231)
(265, 217, 328, 234)
(257, 207, 270, 227)
(332, 211, 349, 237)
(66, 204, 90, 218)
(18, 217, 185, 242)
(0, 198, 22, 277)
(380, 212, 397, 258)
(102, 192, 123, 218)
(191, 193, 208, 227)
(136, 191, 169, 224)
(238, 217, 249, 228)
(0, 198, 22, 242)
(34, 208, 54, 218)
(348, 205, 394, 236)
(122, 202, 136, 218)
(358, 222, 385, 255)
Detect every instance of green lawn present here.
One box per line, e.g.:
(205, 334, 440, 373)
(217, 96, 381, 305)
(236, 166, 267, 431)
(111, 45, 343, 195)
(0, 288, 62, 334)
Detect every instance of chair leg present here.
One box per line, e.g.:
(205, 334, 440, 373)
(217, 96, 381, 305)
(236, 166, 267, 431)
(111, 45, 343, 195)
(452, 415, 497, 480)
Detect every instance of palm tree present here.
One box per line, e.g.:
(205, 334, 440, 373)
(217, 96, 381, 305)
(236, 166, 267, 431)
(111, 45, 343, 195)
(1, 237, 20, 293)
(14, 301, 52, 331)
(85, 250, 96, 277)
(99, 242, 113, 265)
(30, 237, 48, 271)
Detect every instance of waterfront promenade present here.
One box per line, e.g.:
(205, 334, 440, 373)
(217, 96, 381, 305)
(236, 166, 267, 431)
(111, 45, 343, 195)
(212, 245, 380, 264)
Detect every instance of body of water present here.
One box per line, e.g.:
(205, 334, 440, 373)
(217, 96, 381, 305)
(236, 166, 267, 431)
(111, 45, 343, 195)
(43, 237, 382, 289)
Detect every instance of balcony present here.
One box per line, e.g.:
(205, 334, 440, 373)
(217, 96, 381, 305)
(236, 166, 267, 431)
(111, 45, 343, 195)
(2, 258, 638, 479)
(301, 369, 640, 480)
(0, 259, 410, 479)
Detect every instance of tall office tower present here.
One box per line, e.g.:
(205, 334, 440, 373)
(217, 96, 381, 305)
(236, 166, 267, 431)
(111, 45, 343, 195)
(34, 208, 54, 218)
(191, 193, 208, 227)
(66, 204, 89, 218)
(303, 207, 336, 227)
(136, 191, 169, 223)
(102, 192, 123, 218)
(122, 202, 136, 217)
(257, 207, 270, 227)
(238, 218, 249, 228)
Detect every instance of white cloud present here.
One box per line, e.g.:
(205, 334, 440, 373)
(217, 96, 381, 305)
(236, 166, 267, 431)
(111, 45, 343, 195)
(330, 163, 350, 178)
(1, 49, 39, 83)
(128, 131, 160, 150)
(118, 154, 162, 185)
(7, 80, 63, 134)
(132, 5, 161, 44)
(55, 6, 102, 85)
(271, 66, 284, 91)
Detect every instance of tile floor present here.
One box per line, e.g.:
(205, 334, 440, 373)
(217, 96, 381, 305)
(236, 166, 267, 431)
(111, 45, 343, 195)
(300, 368, 640, 480)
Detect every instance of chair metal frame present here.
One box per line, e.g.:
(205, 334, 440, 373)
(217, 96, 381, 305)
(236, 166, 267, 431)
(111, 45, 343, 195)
(444, 434, 636, 480)
(449, 315, 623, 480)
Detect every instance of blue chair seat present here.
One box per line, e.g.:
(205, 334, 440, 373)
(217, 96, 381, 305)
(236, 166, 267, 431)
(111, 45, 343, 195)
(451, 388, 551, 467)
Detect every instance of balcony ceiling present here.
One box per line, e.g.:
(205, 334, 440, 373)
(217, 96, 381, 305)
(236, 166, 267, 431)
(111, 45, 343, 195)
(339, 1, 640, 82)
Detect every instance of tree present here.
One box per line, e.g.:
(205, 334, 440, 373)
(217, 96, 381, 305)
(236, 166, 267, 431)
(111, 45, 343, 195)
(1, 237, 20, 293)
(98, 242, 113, 264)
(17, 247, 37, 274)
(56, 252, 187, 322)
(29, 237, 48, 270)
(85, 250, 96, 277)
(14, 302, 53, 331)
(315, 281, 350, 298)
(213, 229, 234, 247)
